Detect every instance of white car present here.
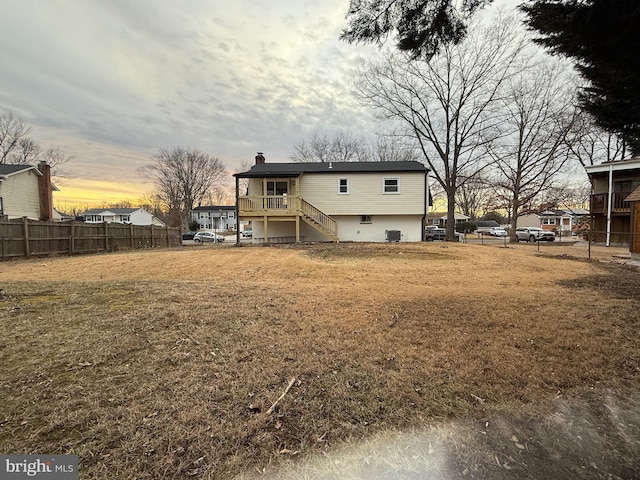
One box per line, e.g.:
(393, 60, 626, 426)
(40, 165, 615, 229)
(193, 232, 225, 243)
(488, 227, 508, 237)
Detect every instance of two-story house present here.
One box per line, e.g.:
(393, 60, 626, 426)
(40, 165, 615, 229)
(0, 162, 57, 221)
(234, 155, 430, 243)
(191, 205, 236, 231)
(585, 158, 640, 245)
(80, 207, 166, 227)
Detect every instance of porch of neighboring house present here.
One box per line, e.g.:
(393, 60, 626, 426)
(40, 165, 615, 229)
(590, 191, 632, 244)
(237, 178, 338, 243)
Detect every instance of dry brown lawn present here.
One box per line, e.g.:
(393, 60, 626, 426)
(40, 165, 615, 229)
(0, 242, 638, 479)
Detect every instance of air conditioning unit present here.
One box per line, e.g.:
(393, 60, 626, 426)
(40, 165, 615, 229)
(386, 230, 401, 242)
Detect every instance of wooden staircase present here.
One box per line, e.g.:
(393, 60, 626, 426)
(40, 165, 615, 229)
(299, 198, 338, 241)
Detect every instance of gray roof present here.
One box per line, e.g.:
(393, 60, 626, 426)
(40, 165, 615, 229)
(81, 208, 138, 215)
(235, 161, 429, 178)
(193, 205, 235, 211)
(0, 164, 38, 176)
(474, 220, 501, 228)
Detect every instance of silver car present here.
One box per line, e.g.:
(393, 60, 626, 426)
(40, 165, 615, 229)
(193, 232, 225, 243)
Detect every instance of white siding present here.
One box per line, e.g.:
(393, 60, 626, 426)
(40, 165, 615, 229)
(299, 172, 426, 215)
(0, 170, 40, 219)
(335, 215, 423, 242)
(130, 209, 155, 225)
(518, 214, 540, 228)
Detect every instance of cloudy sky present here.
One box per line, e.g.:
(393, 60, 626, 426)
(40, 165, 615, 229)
(0, 0, 518, 207)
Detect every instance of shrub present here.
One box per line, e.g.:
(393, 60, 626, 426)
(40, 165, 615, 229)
(456, 222, 477, 233)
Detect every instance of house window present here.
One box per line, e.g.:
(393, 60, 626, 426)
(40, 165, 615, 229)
(266, 181, 288, 196)
(0, 197, 3, 215)
(228, 212, 235, 219)
(614, 180, 632, 192)
(541, 218, 556, 225)
(383, 178, 400, 194)
(120, 215, 130, 222)
(339, 178, 349, 194)
(360, 215, 372, 223)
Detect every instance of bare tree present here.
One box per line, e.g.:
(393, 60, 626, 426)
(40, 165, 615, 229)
(354, 17, 527, 240)
(235, 159, 253, 195)
(140, 147, 226, 228)
(371, 135, 421, 162)
(487, 59, 577, 240)
(455, 172, 495, 220)
(565, 110, 627, 168)
(0, 111, 72, 179)
(291, 131, 370, 163)
(0, 111, 30, 164)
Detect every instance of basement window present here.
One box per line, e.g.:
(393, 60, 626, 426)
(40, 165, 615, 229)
(360, 215, 372, 224)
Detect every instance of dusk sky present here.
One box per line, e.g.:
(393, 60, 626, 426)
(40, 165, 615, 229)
(0, 0, 519, 207)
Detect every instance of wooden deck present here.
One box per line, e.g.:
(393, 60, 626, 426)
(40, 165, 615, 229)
(238, 195, 338, 242)
(590, 192, 632, 214)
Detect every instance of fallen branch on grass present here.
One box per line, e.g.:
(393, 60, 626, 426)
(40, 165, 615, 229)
(177, 323, 201, 345)
(267, 377, 296, 415)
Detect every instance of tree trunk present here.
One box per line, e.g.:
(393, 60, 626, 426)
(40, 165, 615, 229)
(446, 189, 457, 241)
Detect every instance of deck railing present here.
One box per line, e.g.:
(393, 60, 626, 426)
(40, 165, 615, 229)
(590, 192, 631, 214)
(238, 195, 338, 240)
(298, 198, 337, 238)
(238, 195, 298, 214)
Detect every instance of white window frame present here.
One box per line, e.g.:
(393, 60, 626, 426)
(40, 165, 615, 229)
(338, 178, 349, 194)
(383, 177, 400, 194)
(360, 215, 372, 224)
(541, 218, 556, 225)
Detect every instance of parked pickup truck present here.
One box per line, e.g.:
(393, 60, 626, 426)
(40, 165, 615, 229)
(425, 226, 447, 241)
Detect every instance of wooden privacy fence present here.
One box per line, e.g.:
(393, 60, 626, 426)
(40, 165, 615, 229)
(0, 218, 181, 260)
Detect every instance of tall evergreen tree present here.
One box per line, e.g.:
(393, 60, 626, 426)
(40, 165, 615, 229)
(521, 0, 640, 154)
(341, 0, 493, 59)
(342, 1, 640, 154)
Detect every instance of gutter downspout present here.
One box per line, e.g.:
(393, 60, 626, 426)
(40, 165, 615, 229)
(422, 171, 429, 242)
(235, 175, 240, 246)
(606, 163, 613, 246)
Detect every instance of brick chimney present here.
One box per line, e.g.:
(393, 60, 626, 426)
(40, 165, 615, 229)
(255, 152, 265, 164)
(37, 161, 53, 221)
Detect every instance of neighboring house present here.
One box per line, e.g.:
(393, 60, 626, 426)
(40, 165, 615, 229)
(627, 187, 640, 259)
(518, 208, 589, 236)
(52, 208, 75, 222)
(0, 162, 58, 221)
(191, 205, 236, 230)
(474, 220, 501, 234)
(234, 155, 430, 243)
(585, 158, 640, 245)
(80, 207, 166, 227)
(425, 211, 470, 227)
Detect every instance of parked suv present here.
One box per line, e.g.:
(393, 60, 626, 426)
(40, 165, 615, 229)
(425, 225, 446, 241)
(515, 227, 555, 243)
